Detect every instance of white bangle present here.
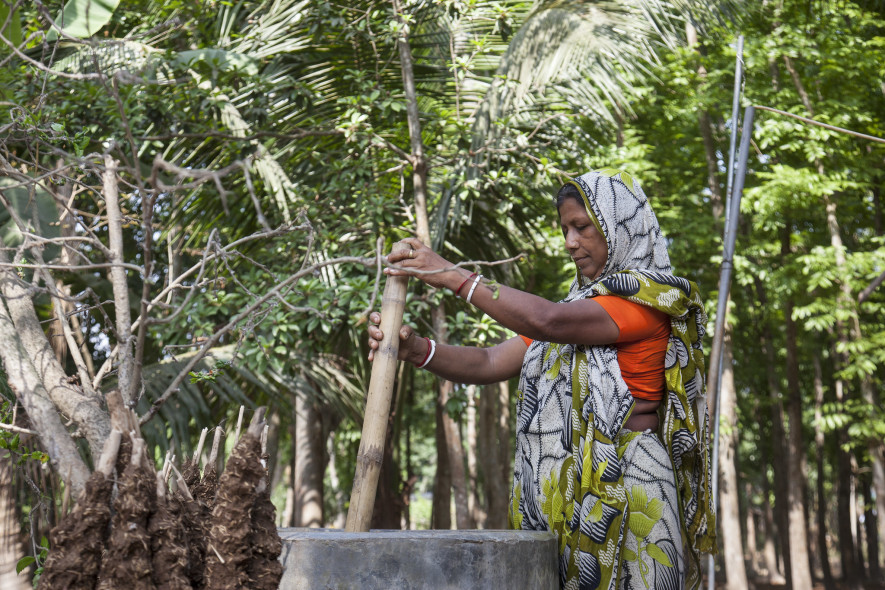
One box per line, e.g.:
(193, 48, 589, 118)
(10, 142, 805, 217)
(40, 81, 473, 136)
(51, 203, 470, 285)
(465, 274, 483, 305)
(418, 339, 437, 368)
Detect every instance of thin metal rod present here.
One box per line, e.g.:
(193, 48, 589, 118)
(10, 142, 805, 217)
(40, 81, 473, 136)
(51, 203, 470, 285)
(705, 37, 743, 590)
(707, 105, 755, 590)
(723, 35, 744, 237)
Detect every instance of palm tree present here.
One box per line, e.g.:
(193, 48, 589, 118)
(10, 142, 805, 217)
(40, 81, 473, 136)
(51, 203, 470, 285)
(4, 0, 734, 530)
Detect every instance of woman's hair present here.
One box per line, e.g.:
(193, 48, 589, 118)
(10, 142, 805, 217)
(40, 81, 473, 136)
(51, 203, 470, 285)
(555, 183, 583, 208)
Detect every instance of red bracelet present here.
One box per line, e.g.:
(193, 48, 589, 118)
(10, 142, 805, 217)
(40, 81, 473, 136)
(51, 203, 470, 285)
(418, 337, 433, 366)
(454, 273, 477, 296)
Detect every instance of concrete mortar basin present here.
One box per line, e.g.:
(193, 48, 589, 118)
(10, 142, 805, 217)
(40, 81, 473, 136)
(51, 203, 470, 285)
(278, 528, 558, 589)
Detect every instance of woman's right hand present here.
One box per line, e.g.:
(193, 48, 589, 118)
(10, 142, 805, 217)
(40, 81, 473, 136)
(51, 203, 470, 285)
(367, 311, 427, 364)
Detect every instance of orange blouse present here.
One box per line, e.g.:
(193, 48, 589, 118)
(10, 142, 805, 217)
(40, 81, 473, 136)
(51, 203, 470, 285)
(519, 296, 670, 401)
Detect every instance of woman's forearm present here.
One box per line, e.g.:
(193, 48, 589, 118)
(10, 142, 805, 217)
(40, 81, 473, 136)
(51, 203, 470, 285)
(451, 277, 619, 346)
(416, 336, 526, 385)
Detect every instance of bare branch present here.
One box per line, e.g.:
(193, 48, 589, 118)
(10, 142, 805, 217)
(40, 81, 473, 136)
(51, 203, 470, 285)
(858, 268, 885, 304)
(139, 129, 343, 143)
(0, 250, 109, 458)
(0, 260, 144, 274)
(358, 236, 384, 322)
(0, 296, 91, 498)
(0, 422, 38, 435)
(102, 156, 135, 405)
(50, 283, 97, 399)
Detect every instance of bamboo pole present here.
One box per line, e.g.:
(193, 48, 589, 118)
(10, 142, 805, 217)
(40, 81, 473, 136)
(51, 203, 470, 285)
(345, 241, 410, 532)
(707, 105, 755, 590)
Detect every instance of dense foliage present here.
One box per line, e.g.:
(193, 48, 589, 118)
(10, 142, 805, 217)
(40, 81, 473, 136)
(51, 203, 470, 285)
(2, 0, 884, 585)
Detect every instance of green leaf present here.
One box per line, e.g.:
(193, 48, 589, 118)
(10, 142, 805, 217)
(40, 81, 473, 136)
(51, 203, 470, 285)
(47, 0, 121, 40)
(646, 542, 673, 567)
(171, 49, 260, 76)
(0, 3, 22, 48)
(0, 178, 62, 257)
(16, 555, 35, 574)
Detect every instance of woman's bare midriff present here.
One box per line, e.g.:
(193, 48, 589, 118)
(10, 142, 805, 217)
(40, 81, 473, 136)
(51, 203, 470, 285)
(624, 398, 660, 432)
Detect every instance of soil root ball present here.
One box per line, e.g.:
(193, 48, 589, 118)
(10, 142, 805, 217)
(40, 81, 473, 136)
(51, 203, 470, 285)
(38, 429, 121, 590)
(205, 431, 264, 590)
(247, 483, 283, 590)
(149, 492, 191, 590)
(181, 458, 200, 490)
(97, 440, 158, 590)
(37, 472, 114, 590)
(175, 491, 207, 589)
(195, 463, 218, 512)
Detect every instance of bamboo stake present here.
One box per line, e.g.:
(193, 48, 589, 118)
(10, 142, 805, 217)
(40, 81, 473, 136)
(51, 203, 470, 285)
(97, 430, 123, 477)
(346, 242, 410, 532)
(208, 426, 223, 469)
(170, 464, 194, 501)
(234, 406, 245, 443)
(193, 427, 209, 463)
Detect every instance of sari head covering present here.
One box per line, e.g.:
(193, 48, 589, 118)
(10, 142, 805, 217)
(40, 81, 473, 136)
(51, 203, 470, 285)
(511, 169, 716, 590)
(566, 168, 671, 285)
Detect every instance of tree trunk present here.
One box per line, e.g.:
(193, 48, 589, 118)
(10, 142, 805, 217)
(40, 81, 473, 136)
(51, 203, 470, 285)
(102, 156, 136, 403)
(439, 379, 473, 529)
(787, 54, 885, 581)
(497, 381, 511, 494)
(431, 400, 452, 529)
(392, 0, 471, 530)
(835, 449, 858, 585)
(465, 385, 484, 527)
(327, 432, 347, 529)
(851, 454, 865, 579)
(0, 250, 109, 460)
(756, 279, 792, 586)
(718, 334, 749, 590)
(0, 448, 29, 590)
(760, 464, 785, 583)
(294, 392, 324, 527)
(862, 474, 880, 580)
(812, 353, 835, 587)
(783, 292, 813, 588)
(744, 484, 759, 578)
(479, 381, 512, 529)
(0, 298, 91, 498)
(834, 363, 860, 587)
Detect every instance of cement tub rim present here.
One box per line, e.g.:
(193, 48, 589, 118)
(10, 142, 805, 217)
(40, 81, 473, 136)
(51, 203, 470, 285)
(278, 527, 557, 541)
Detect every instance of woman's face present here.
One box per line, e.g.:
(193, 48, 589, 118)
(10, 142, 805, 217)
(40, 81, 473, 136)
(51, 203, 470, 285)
(558, 198, 608, 280)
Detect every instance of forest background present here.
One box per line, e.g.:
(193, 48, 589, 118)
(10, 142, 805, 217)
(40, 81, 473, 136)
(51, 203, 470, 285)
(0, 0, 883, 588)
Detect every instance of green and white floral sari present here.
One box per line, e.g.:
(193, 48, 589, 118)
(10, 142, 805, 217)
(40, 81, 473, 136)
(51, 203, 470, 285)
(509, 169, 717, 590)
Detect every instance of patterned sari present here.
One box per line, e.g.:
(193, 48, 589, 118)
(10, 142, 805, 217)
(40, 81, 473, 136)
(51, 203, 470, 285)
(509, 169, 716, 590)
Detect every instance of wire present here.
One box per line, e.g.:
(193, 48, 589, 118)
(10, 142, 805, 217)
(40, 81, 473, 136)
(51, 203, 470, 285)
(753, 105, 885, 145)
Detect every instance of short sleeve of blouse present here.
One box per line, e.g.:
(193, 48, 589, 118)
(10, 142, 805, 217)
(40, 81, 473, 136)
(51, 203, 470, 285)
(594, 296, 668, 342)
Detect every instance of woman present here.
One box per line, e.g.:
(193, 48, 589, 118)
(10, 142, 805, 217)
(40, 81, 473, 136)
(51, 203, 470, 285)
(368, 169, 716, 590)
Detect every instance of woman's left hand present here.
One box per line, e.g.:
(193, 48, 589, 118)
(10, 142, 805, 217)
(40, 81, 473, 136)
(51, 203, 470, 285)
(385, 238, 469, 291)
